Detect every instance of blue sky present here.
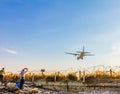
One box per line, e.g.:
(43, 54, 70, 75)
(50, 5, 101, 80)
(0, 0, 120, 72)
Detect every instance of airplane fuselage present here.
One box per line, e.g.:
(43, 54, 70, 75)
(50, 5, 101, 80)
(77, 52, 85, 60)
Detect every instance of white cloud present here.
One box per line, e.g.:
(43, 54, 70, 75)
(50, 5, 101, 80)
(0, 48, 18, 55)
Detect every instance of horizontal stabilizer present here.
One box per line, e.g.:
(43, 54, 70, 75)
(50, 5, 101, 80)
(65, 52, 79, 56)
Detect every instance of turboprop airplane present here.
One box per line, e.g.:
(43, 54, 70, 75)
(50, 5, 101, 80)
(66, 46, 94, 60)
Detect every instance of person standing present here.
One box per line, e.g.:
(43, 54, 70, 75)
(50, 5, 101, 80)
(20, 68, 28, 89)
(0, 68, 5, 84)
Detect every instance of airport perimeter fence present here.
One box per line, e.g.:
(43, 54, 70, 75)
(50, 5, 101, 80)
(4, 65, 120, 83)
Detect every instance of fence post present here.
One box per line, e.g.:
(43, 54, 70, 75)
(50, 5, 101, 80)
(79, 70, 81, 80)
(83, 71, 85, 83)
(66, 80, 69, 93)
(54, 72, 56, 82)
(32, 73, 34, 82)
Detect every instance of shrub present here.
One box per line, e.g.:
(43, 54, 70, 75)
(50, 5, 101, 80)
(66, 73, 77, 81)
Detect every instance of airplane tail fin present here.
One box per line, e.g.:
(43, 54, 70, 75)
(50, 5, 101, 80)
(83, 46, 85, 52)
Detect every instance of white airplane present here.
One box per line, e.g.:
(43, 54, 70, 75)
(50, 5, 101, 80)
(66, 46, 94, 60)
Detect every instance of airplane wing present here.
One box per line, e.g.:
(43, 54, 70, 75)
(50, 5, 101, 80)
(65, 52, 79, 56)
(76, 51, 90, 53)
(84, 53, 94, 56)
